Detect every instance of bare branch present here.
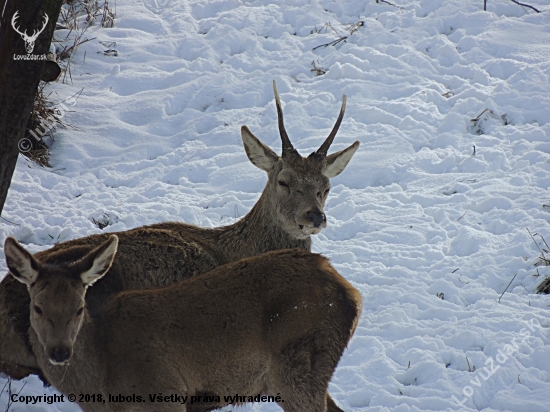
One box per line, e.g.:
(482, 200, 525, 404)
(498, 273, 517, 303)
(510, 0, 540, 13)
(312, 21, 363, 51)
(376, 0, 403, 8)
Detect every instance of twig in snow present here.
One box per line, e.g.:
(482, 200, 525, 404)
(310, 22, 340, 36)
(345, 21, 364, 36)
(509, 0, 540, 13)
(539, 233, 550, 252)
(498, 273, 517, 303)
(59, 88, 84, 107)
(2, 377, 13, 412)
(452, 268, 459, 273)
(483, 0, 540, 13)
(472, 145, 476, 155)
(0, 216, 20, 226)
(311, 60, 327, 76)
(527, 228, 543, 255)
(313, 36, 347, 50)
(407, 360, 410, 370)
(456, 210, 468, 221)
(99, 49, 118, 56)
(466, 357, 474, 372)
(2, 377, 26, 412)
(376, 0, 403, 9)
(471, 108, 492, 122)
(312, 21, 363, 50)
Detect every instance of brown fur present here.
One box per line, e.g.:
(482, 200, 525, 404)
(8, 236, 362, 412)
(0, 82, 359, 411)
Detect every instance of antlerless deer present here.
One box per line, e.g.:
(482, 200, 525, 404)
(1, 81, 359, 411)
(5, 235, 362, 412)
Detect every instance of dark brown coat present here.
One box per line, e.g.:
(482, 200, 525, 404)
(6, 235, 361, 412)
(0, 82, 360, 407)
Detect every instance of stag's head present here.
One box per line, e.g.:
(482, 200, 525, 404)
(11, 11, 49, 54)
(4, 236, 118, 366)
(241, 81, 359, 239)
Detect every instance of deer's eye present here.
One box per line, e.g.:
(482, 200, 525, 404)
(76, 307, 84, 317)
(278, 181, 289, 188)
(34, 306, 43, 315)
(324, 188, 330, 196)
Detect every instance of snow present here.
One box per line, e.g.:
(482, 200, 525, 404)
(2, 0, 550, 410)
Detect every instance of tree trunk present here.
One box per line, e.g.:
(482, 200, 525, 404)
(0, 0, 63, 216)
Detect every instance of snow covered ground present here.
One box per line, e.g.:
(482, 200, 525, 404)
(2, 0, 550, 410)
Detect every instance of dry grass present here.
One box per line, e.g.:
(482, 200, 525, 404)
(1, 376, 27, 412)
(22, 0, 115, 167)
(59, 0, 116, 30)
(311, 60, 327, 76)
(527, 228, 550, 294)
(23, 84, 62, 167)
(57, 0, 116, 83)
(22, 85, 81, 167)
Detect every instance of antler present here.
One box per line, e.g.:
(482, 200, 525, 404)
(316, 95, 347, 156)
(28, 13, 49, 41)
(11, 11, 27, 38)
(272, 81, 295, 153)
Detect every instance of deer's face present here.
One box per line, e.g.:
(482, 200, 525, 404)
(4, 236, 118, 366)
(241, 81, 360, 240)
(23, 39, 37, 54)
(272, 156, 331, 239)
(28, 274, 86, 365)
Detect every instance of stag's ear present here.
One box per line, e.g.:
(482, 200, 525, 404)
(4, 237, 40, 286)
(241, 126, 279, 172)
(323, 141, 360, 178)
(78, 235, 118, 286)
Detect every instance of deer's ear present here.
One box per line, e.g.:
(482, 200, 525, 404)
(4, 237, 40, 286)
(78, 236, 118, 286)
(323, 141, 360, 178)
(241, 126, 279, 172)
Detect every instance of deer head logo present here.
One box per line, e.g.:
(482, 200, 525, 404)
(11, 11, 49, 54)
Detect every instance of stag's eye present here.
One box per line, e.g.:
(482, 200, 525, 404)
(324, 188, 330, 196)
(34, 306, 43, 315)
(76, 307, 84, 317)
(278, 181, 289, 188)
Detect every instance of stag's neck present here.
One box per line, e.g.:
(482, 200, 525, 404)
(215, 191, 311, 263)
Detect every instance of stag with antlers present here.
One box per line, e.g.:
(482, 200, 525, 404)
(11, 11, 49, 54)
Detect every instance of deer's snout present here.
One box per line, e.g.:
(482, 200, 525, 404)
(49, 346, 71, 365)
(307, 210, 326, 228)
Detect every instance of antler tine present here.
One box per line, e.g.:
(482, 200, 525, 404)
(11, 11, 26, 37)
(316, 95, 347, 156)
(41, 13, 49, 30)
(272, 80, 294, 153)
(30, 13, 49, 40)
